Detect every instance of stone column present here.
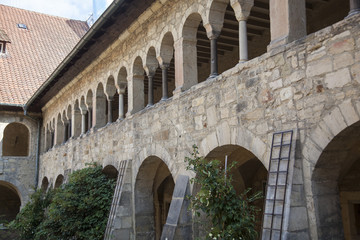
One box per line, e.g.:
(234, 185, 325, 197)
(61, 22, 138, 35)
(209, 35, 219, 77)
(268, 0, 306, 49)
(107, 97, 113, 124)
(174, 37, 198, 94)
(231, 0, 254, 62)
(81, 110, 87, 134)
(147, 73, 155, 107)
(88, 107, 93, 131)
(72, 109, 82, 138)
(161, 63, 169, 100)
(127, 75, 144, 115)
(118, 89, 125, 120)
(348, 0, 360, 17)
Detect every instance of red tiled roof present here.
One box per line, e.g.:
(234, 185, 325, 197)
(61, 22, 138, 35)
(0, 4, 88, 105)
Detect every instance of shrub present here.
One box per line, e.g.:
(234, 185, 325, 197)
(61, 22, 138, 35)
(10, 164, 116, 240)
(185, 146, 262, 240)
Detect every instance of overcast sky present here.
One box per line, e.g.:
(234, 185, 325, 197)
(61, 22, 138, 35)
(0, 0, 113, 21)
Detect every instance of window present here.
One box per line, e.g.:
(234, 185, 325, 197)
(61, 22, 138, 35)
(2, 122, 29, 156)
(17, 23, 27, 29)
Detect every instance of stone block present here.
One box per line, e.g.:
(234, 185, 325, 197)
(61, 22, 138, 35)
(206, 106, 217, 127)
(323, 107, 347, 136)
(339, 99, 359, 126)
(306, 57, 332, 77)
(328, 37, 354, 55)
(334, 52, 354, 70)
(324, 68, 351, 89)
(351, 63, 360, 84)
(269, 79, 283, 90)
(111, 229, 131, 240)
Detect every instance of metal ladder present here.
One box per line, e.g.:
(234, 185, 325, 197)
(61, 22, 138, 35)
(104, 160, 128, 240)
(262, 130, 293, 240)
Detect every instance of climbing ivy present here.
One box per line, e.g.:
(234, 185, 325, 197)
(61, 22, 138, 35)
(10, 164, 116, 240)
(185, 146, 262, 240)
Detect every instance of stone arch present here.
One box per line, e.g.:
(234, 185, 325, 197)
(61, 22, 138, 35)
(205, 0, 229, 33)
(41, 177, 49, 192)
(73, 99, 82, 138)
(0, 180, 21, 223)
(144, 46, 160, 106)
(55, 113, 64, 145)
(198, 122, 269, 169)
(95, 82, 107, 128)
(102, 165, 118, 180)
(134, 155, 175, 240)
(302, 100, 360, 239)
(129, 56, 145, 114)
(158, 31, 176, 100)
(117, 66, 128, 119)
(54, 174, 64, 188)
(2, 122, 30, 156)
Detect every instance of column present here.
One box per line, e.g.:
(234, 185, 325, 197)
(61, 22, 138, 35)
(68, 120, 71, 139)
(147, 73, 154, 107)
(209, 35, 219, 78)
(118, 89, 125, 120)
(88, 107, 92, 131)
(81, 111, 87, 134)
(127, 75, 144, 115)
(348, 0, 360, 16)
(161, 64, 169, 100)
(268, 0, 306, 49)
(107, 97, 113, 124)
(231, 0, 254, 62)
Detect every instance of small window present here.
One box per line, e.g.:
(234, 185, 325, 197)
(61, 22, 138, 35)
(2, 122, 29, 156)
(17, 23, 27, 29)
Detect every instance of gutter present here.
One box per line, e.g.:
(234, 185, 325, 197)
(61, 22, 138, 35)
(23, 107, 42, 190)
(24, 0, 125, 110)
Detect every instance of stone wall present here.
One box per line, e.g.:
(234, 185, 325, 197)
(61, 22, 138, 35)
(38, 1, 360, 239)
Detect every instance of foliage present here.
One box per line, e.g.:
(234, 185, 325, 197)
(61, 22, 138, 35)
(9, 189, 54, 240)
(185, 146, 262, 240)
(10, 164, 116, 240)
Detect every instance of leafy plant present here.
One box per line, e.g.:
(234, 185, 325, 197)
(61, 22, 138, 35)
(185, 145, 262, 240)
(9, 188, 54, 240)
(10, 163, 116, 240)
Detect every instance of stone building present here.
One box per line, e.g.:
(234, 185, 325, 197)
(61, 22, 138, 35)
(0, 4, 88, 235)
(1, 0, 360, 239)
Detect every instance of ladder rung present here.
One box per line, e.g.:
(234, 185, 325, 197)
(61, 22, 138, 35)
(265, 199, 285, 202)
(268, 170, 288, 174)
(272, 143, 291, 148)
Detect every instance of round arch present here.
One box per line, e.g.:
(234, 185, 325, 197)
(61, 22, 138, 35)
(134, 155, 174, 239)
(0, 180, 21, 222)
(2, 122, 30, 157)
(102, 165, 118, 180)
(54, 174, 64, 188)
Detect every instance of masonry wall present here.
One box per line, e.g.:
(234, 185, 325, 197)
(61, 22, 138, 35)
(38, 1, 360, 239)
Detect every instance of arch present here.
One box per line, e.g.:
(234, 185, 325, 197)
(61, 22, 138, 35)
(102, 165, 118, 180)
(2, 122, 29, 156)
(302, 101, 360, 239)
(105, 75, 119, 122)
(54, 174, 64, 188)
(134, 156, 175, 239)
(0, 181, 21, 223)
(193, 144, 267, 237)
(310, 120, 360, 239)
(207, 0, 229, 32)
(116, 66, 128, 120)
(41, 177, 49, 192)
(55, 113, 64, 145)
(145, 47, 160, 106)
(105, 75, 117, 98)
(95, 82, 107, 128)
(129, 56, 145, 114)
(198, 122, 269, 169)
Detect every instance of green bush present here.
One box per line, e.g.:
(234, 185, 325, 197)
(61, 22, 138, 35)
(185, 146, 262, 240)
(10, 164, 116, 240)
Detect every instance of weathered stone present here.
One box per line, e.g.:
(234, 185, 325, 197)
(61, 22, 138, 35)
(324, 68, 351, 89)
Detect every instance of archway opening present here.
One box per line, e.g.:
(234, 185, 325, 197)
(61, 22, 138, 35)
(0, 181, 21, 222)
(2, 122, 29, 156)
(102, 165, 118, 180)
(41, 177, 49, 192)
(159, 32, 175, 100)
(312, 120, 360, 239)
(135, 156, 174, 240)
(306, 0, 349, 35)
(54, 175, 64, 189)
(193, 144, 267, 238)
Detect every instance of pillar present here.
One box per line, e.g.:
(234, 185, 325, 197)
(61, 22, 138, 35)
(268, 0, 306, 49)
(161, 64, 169, 100)
(348, 0, 360, 17)
(209, 35, 218, 77)
(81, 110, 87, 134)
(118, 89, 125, 120)
(231, 0, 254, 62)
(174, 38, 198, 93)
(72, 109, 82, 138)
(88, 107, 92, 131)
(107, 97, 113, 124)
(147, 73, 154, 107)
(127, 75, 144, 115)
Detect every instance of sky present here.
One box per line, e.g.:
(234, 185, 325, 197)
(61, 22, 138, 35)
(0, 0, 113, 21)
